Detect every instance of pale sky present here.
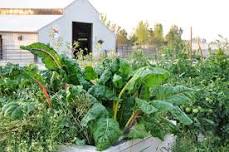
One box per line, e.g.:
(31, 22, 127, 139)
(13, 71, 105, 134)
(89, 0, 229, 41)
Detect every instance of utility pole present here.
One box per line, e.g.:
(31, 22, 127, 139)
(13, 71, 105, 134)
(198, 37, 204, 59)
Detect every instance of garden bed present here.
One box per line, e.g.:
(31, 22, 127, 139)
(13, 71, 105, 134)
(59, 135, 176, 152)
(0, 43, 193, 151)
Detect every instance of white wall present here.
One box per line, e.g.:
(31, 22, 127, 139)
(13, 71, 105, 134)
(0, 32, 37, 64)
(38, 0, 116, 57)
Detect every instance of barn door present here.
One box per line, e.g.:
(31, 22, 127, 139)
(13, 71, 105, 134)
(0, 35, 3, 59)
(72, 22, 92, 56)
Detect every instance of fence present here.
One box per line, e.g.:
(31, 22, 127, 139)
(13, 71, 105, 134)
(0, 45, 36, 65)
(117, 45, 160, 59)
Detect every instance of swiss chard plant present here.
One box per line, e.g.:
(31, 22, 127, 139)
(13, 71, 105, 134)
(0, 43, 193, 151)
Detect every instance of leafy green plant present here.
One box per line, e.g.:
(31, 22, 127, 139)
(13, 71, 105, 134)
(0, 42, 194, 151)
(159, 47, 229, 150)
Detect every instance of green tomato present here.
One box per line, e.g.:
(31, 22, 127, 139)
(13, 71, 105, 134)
(208, 109, 213, 113)
(192, 109, 199, 113)
(185, 107, 191, 113)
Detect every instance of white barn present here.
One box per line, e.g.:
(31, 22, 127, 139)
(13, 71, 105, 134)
(0, 0, 116, 64)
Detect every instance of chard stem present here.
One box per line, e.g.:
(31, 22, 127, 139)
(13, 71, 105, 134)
(124, 111, 140, 129)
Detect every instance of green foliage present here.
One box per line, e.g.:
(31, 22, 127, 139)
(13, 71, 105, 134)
(134, 21, 149, 45)
(83, 66, 98, 81)
(81, 103, 108, 128)
(142, 114, 177, 140)
(20, 42, 62, 69)
(116, 29, 128, 47)
(148, 24, 164, 47)
(90, 118, 122, 151)
(165, 25, 184, 50)
(152, 100, 193, 125)
(61, 56, 91, 89)
(129, 50, 150, 70)
(164, 25, 187, 59)
(2, 102, 24, 120)
(0, 43, 195, 151)
(152, 85, 194, 105)
(135, 98, 158, 114)
(173, 132, 229, 152)
(120, 66, 169, 95)
(128, 123, 150, 139)
(88, 85, 116, 101)
(112, 74, 123, 89)
(160, 47, 229, 150)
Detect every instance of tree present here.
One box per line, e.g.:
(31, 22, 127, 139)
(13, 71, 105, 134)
(148, 28, 154, 45)
(100, 14, 111, 30)
(134, 21, 149, 46)
(129, 34, 138, 46)
(116, 29, 128, 48)
(153, 24, 164, 46)
(100, 14, 120, 33)
(148, 24, 164, 47)
(165, 25, 184, 49)
(100, 14, 128, 48)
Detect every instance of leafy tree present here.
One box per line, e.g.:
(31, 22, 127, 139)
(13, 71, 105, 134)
(153, 24, 164, 46)
(116, 29, 128, 48)
(165, 25, 184, 50)
(100, 14, 111, 30)
(148, 28, 154, 45)
(100, 14, 128, 48)
(148, 24, 164, 47)
(129, 34, 138, 46)
(134, 21, 149, 46)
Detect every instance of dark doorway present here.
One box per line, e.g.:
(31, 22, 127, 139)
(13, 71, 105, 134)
(72, 22, 92, 56)
(0, 35, 3, 59)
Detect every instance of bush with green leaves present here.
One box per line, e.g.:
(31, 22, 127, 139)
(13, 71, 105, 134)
(0, 43, 193, 151)
(159, 49, 229, 150)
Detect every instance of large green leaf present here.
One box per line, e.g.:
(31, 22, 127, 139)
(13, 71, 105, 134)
(142, 67, 170, 88)
(152, 85, 193, 105)
(112, 74, 123, 89)
(83, 66, 98, 81)
(88, 85, 116, 101)
(118, 59, 132, 77)
(81, 103, 108, 127)
(135, 98, 158, 114)
(128, 123, 150, 139)
(98, 69, 112, 85)
(2, 102, 24, 120)
(20, 43, 62, 69)
(91, 118, 122, 150)
(164, 94, 192, 105)
(151, 100, 193, 125)
(119, 66, 169, 96)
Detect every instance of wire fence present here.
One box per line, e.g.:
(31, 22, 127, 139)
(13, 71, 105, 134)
(117, 46, 161, 59)
(0, 45, 36, 65)
(0, 44, 222, 66)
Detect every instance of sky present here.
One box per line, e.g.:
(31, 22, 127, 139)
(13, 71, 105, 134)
(89, 0, 229, 41)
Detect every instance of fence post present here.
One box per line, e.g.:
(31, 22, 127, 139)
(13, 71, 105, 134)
(0, 35, 2, 60)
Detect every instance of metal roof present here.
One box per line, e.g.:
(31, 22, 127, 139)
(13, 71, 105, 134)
(0, 0, 75, 9)
(0, 15, 62, 32)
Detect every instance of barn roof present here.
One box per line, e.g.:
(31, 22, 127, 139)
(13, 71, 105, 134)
(0, 15, 62, 32)
(0, 0, 75, 9)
